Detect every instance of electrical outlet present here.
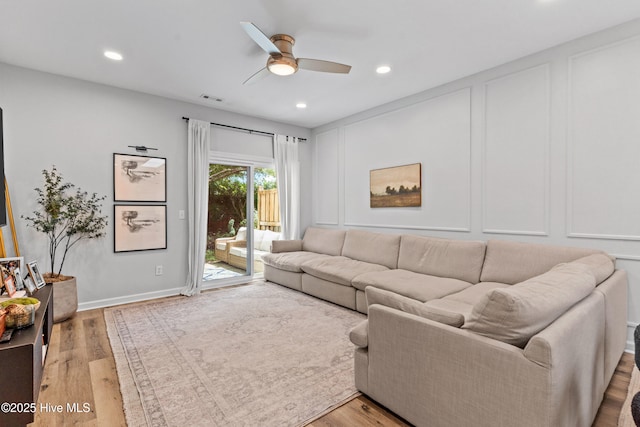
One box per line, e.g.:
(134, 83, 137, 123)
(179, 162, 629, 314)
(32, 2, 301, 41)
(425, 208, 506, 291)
(155, 265, 163, 276)
(179, 210, 185, 220)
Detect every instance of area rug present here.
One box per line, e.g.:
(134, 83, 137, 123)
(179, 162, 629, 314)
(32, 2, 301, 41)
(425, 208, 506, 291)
(104, 281, 365, 427)
(619, 365, 640, 426)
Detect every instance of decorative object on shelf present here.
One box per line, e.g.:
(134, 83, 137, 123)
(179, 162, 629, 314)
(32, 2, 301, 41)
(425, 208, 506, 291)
(1, 267, 17, 297)
(0, 256, 25, 290)
(4, 303, 35, 329)
(0, 297, 41, 312)
(114, 153, 166, 202)
(114, 205, 167, 252)
(370, 163, 422, 208)
(22, 166, 108, 323)
(26, 261, 46, 290)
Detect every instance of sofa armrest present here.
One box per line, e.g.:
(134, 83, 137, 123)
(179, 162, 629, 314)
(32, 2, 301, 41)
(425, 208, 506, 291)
(349, 320, 368, 348)
(215, 236, 236, 244)
(227, 240, 247, 249)
(271, 240, 302, 253)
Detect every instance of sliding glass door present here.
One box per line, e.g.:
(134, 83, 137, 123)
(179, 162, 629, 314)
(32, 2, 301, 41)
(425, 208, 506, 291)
(203, 160, 280, 284)
(204, 163, 252, 281)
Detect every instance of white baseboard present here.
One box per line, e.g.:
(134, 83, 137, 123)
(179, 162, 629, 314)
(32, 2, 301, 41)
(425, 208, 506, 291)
(78, 287, 183, 311)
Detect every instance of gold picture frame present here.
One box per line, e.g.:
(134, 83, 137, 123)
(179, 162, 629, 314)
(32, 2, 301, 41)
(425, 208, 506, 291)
(370, 163, 422, 208)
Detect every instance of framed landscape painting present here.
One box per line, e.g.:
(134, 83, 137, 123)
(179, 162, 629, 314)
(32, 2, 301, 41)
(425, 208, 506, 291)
(370, 163, 422, 208)
(114, 205, 167, 253)
(114, 153, 166, 202)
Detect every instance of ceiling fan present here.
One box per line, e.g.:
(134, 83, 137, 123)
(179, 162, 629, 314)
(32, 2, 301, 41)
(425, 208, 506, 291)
(240, 21, 352, 85)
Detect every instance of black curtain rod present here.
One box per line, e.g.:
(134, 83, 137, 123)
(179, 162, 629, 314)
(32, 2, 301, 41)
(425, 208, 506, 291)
(181, 117, 307, 142)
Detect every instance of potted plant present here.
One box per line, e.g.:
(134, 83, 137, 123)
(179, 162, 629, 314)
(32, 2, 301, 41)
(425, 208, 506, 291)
(22, 166, 108, 322)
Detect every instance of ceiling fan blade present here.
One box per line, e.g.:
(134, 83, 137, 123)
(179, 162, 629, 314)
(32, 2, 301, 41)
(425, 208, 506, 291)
(243, 67, 271, 85)
(240, 22, 282, 56)
(297, 58, 351, 74)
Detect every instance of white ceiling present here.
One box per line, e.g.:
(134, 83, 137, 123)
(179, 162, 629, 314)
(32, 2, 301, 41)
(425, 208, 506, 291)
(1, 1, 640, 129)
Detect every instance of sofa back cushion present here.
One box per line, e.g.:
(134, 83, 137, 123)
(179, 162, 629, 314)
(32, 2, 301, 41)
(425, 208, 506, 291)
(302, 227, 346, 256)
(342, 230, 401, 269)
(398, 235, 486, 284)
(257, 229, 281, 252)
(463, 262, 596, 348)
(571, 253, 615, 285)
(480, 240, 601, 284)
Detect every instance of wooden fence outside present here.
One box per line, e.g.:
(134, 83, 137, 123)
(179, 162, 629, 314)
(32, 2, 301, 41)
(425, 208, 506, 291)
(257, 188, 281, 231)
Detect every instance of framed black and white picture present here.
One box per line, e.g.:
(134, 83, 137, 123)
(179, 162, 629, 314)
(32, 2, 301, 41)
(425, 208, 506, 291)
(114, 204, 167, 253)
(114, 153, 166, 202)
(27, 260, 46, 289)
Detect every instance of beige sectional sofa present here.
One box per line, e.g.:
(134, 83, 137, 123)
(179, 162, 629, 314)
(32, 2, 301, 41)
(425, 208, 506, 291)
(262, 227, 628, 427)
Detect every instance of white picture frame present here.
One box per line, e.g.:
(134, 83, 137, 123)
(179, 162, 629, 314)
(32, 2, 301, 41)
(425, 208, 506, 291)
(27, 261, 46, 289)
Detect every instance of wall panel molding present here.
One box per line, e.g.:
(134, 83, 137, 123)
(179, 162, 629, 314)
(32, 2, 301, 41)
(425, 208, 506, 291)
(567, 35, 640, 241)
(481, 64, 550, 236)
(342, 88, 472, 231)
(314, 129, 340, 225)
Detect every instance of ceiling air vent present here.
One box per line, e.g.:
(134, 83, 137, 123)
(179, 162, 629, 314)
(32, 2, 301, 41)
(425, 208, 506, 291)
(200, 94, 223, 102)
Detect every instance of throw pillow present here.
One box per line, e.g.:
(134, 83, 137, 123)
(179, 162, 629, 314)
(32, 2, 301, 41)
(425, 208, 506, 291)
(463, 262, 596, 348)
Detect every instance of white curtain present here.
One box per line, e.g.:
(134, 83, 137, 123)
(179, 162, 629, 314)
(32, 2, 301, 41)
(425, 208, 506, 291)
(181, 119, 210, 296)
(274, 134, 301, 240)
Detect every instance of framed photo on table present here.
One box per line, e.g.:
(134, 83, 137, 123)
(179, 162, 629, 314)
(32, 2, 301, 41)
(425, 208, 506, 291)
(27, 261, 46, 290)
(0, 257, 25, 290)
(2, 267, 17, 297)
(114, 205, 167, 253)
(113, 153, 166, 202)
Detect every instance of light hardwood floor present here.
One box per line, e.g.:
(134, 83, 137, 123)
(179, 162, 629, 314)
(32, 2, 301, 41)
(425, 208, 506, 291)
(29, 306, 633, 427)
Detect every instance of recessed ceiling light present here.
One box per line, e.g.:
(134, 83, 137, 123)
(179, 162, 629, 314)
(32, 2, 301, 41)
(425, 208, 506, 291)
(376, 65, 391, 74)
(104, 50, 123, 61)
(296, 103, 307, 109)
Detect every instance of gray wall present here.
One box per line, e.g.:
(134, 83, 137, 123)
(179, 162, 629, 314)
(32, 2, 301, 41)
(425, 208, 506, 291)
(311, 19, 640, 350)
(0, 62, 310, 309)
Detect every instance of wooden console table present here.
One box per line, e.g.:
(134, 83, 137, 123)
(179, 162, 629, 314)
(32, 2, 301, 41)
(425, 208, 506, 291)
(0, 284, 53, 426)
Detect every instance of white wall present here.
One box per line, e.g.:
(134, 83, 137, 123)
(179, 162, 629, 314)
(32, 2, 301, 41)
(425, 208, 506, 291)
(0, 62, 310, 308)
(311, 18, 640, 351)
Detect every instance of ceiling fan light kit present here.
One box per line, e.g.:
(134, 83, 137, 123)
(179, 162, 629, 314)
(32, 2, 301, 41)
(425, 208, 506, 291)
(240, 22, 351, 85)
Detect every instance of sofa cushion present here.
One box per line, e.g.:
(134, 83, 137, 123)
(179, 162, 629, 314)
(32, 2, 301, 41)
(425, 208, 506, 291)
(398, 235, 486, 284)
(352, 269, 471, 302)
(236, 227, 247, 241)
(365, 287, 465, 327)
(342, 230, 401, 269)
(464, 262, 597, 348)
(480, 239, 601, 284)
(262, 251, 333, 273)
(258, 230, 281, 252)
(423, 299, 475, 321)
(423, 282, 510, 321)
(441, 282, 511, 305)
(302, 227, 346, 256)
(229, 247, 270, 261)
(570, 254, 615, 285)
(301, 256, 388, 287)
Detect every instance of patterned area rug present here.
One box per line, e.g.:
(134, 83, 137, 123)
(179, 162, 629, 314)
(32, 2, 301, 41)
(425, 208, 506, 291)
(619, 365, 639, 426)
(104, 281, 365, 427)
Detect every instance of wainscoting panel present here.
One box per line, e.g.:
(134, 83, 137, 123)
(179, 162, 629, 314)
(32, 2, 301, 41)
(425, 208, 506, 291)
(343, 88, 471, 231)
(568, 36, 640, 240)
(482, 64, 550, 236)
(314, 129, 340, 225)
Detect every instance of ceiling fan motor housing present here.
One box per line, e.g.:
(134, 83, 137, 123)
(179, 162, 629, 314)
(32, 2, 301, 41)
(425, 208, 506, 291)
(267, 34, 298, 75)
